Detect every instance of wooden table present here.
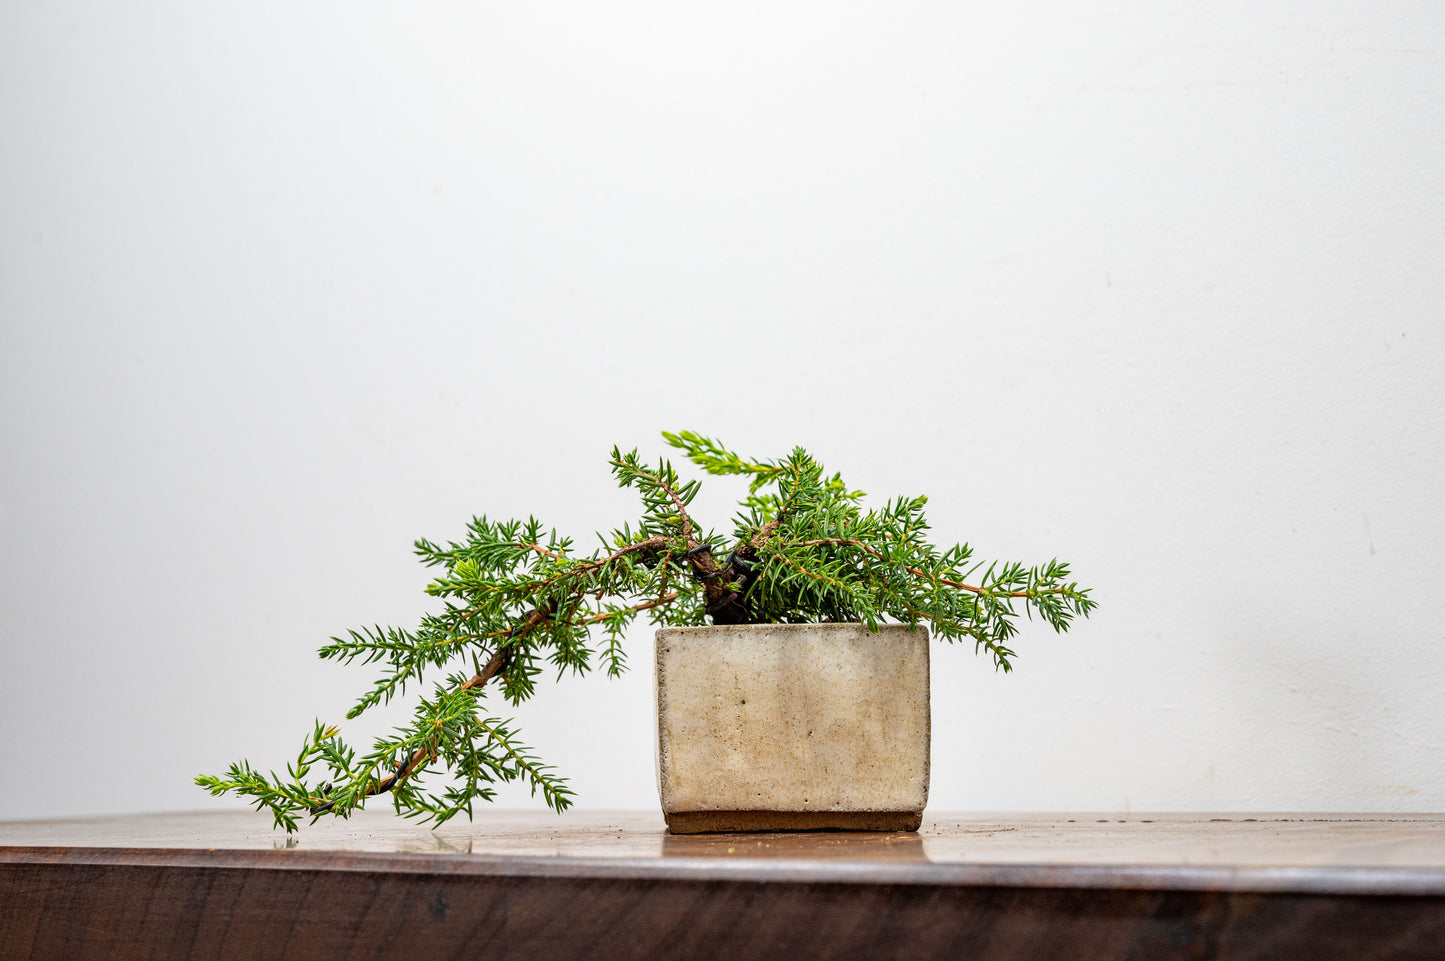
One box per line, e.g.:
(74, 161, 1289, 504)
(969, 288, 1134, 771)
(2, 811, 1442, 960)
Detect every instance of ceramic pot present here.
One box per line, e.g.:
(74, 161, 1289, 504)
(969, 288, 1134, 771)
(655, 622, 929, 834)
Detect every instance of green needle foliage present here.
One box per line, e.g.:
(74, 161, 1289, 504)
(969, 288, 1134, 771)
(198, 431, 1096, 831)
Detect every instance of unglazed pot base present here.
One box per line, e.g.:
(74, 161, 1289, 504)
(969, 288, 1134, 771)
(663, 810, 924, 834)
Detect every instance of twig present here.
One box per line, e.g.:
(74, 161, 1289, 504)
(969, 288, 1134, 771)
(575, 592, 680, 625)
(613, 460, 694, 541)
(450, 537, 671, 624)
(530, 536, 671, 591)
(307, 630, 523, 815)
(516, 542, 568, 561)
(795, 538, 1062, 598)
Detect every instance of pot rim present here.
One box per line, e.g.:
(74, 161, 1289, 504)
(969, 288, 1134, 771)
(655, 621, 928, 634)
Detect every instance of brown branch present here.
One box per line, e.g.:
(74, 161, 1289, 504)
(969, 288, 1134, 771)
(574, 592, 680, 625)
(769, 551, 850, 592)
(613, 460, 695, 542)
(317, 574, 679, 814)
(531, 536, 671, 591)
(586, 535, 673, 570)
(309, 530, 688, 817)
(748, 519, 782, 552)
(384, 607, 549, 796)
(654, 549, 674, 601)
(452, 536, 671, 623)
(307, 607, 545, 816)
(613, 461, 742, 618)
(391, 739, 436, 788)
(460, 645, 512, 692)
(793, 538, 1055, 599)
(610, 463, 732, 611)
(516, 542, 568, 561)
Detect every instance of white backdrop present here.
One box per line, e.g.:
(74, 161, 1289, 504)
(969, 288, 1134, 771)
(2, 1, 1442, 822)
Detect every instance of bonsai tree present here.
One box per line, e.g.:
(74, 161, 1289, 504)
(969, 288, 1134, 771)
(198, 432, 1096, 831)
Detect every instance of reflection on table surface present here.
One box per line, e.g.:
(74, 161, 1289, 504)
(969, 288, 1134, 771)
(3, 810, 1443, 869)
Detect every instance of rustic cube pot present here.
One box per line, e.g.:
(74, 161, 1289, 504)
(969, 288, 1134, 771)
(655, 622, 930, 834)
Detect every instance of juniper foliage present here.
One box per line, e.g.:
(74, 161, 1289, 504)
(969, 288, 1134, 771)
(197, 432, 1095, 831)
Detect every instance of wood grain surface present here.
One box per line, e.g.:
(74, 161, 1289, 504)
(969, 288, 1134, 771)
(3, 811, 1443, 960)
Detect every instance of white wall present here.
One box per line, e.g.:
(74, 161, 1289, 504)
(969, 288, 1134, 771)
(2, 1, 1442, 822)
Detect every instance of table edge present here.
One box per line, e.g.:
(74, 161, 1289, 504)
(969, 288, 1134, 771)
(4, 845, 1444, 896)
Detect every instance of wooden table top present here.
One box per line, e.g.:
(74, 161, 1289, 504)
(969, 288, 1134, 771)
(3, 810, 1442, 893)
(6, 811, 1444, 960)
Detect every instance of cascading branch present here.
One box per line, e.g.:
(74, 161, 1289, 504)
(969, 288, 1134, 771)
(197, 431, 1096, 831)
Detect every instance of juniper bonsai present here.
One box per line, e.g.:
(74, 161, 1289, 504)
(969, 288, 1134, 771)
(198, 431, 1096, 831)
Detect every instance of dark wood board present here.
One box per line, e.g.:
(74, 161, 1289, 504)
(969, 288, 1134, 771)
(2, 811, 1443, 960)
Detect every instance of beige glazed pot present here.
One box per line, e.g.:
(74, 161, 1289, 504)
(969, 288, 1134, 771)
(655, 622, 930, 834)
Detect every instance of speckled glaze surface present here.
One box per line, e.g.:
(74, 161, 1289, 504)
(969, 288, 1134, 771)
(656, 623, 930, 833)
